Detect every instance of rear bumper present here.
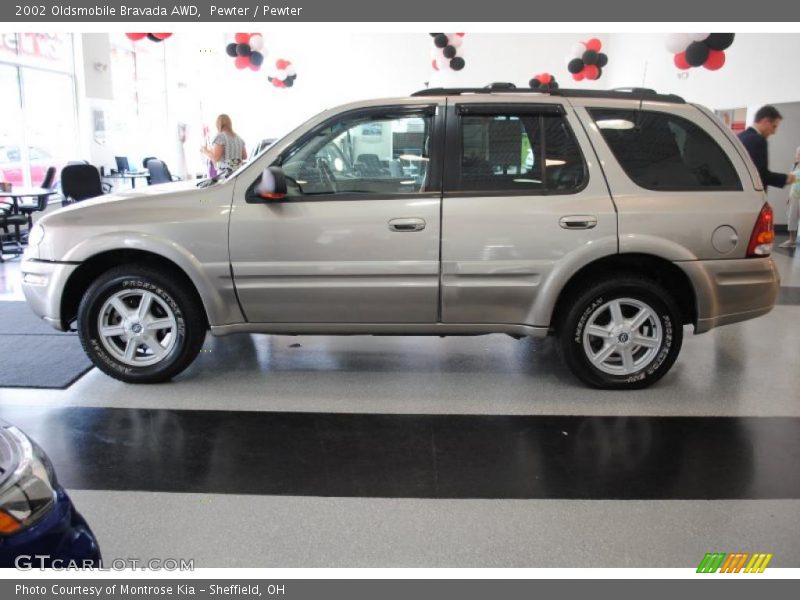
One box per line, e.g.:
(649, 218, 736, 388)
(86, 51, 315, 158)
(20, 257, 79, 332)
(677, 257, 780, 334)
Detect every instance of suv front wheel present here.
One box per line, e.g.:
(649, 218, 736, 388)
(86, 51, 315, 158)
(77, 265, 206, 383)
(557, 278, 683, 390)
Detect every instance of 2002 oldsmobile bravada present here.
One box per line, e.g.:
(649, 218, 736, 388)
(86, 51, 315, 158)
(21, 85, 779, 389)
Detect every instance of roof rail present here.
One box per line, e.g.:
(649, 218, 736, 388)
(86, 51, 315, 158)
(411, 83, 685, 104)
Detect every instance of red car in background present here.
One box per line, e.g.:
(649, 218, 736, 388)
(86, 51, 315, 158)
(0, 145, 61, 187)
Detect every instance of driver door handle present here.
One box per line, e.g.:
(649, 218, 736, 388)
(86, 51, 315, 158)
(389, 218, 426, 232)
(559, 215, 597, 230)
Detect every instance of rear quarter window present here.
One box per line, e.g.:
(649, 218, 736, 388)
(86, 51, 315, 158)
(589, 108, 742, 191)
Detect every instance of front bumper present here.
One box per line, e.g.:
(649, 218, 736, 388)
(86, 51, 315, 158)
(0, 487, 101, 568)
(20, 257, 79, 332)
(678, 257, 780, 334)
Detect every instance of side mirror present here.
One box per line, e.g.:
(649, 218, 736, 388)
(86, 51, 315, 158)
(255, 166, 287, 201)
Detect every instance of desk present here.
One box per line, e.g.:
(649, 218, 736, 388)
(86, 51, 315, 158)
(0, 187, 55, 214)
(103, 171, 149, 188)
(0, 188, 53, 261)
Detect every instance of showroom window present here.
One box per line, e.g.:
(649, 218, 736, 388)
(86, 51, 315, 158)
(279, 111, 433, 197)
(589, 108, 742, 191)
(106, 34, 170, 166)
(456, 111, 585, 193)
(0, 34, 79, 187)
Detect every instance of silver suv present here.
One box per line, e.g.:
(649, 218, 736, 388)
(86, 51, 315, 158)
(21, 86, 779, 389)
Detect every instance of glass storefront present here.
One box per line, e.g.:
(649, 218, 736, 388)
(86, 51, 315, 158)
(0, 33, 78, 187)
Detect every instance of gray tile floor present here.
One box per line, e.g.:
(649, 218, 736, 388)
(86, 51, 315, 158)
(1, 240, 800, 567)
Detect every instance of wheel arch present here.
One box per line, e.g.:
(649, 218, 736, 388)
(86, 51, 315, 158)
(548, 253, 698, 332)
(60, 249, 212, 331)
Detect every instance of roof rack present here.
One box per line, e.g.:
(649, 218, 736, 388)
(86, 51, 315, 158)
(411, 83, 685, 104)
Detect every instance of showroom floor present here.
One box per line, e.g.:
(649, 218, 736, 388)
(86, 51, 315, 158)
(0, 241, 799, 567)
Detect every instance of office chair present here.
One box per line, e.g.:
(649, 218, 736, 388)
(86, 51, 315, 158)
(19, 166, 57, 227)
(145, 159, 179, 185)
(60, 164, 107, 204)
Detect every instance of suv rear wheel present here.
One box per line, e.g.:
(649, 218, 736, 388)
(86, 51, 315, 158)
(77, 265, 206, 383)
(557, 278, 683, 389)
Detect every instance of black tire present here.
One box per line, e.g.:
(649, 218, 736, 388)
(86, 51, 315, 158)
(556, 277, 683, 390)
(77, 264, 206, 383)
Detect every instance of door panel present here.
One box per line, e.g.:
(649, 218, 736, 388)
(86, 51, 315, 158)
(441, 102, 617, 326)
(229, 195, 441, 323)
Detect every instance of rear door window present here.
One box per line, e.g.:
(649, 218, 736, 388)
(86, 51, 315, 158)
(589, 108, 742, 191)
(454, 107, 586, 194)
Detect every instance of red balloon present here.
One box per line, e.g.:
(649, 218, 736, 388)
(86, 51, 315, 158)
(456, 33, 465, 37)
(585, 38, 602, 52)
(126, 33, 147, 41)
(703, 49, 726, 71)
(151, 33, 172, 40)
(432, 59, 438, 71)
(234, 33, 250, 44)
(249, 63, 260, 71)
(539, 73, 552, 85)
(272, 78, 285, 88)
(276, 59, 290, 70)
(583, 65, 599, 80)
(572, 72, 584, 82)
(234, 56, 250, 69)
(674, 52, 691, 70)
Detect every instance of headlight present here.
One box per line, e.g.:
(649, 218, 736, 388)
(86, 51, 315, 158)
(27, 223, 45, 247)
(0, 426, 57, 536)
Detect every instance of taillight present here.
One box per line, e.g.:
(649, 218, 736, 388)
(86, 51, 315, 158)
(746, 203, 774, 257)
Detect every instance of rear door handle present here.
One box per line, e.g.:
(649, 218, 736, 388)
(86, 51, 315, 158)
(559, 215, 597, 229)
(389, 218, 426, 232)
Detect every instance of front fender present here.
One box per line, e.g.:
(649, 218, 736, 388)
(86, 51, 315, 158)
(60, 232, 242, 326)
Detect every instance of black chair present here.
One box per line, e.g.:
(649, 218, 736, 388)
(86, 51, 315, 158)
(142, 156, 158, 170)
(60, 164, 106, 204)
(19, 166, 56, 227)
(1, 206, 27, 263)
(145, 159, 179, 185)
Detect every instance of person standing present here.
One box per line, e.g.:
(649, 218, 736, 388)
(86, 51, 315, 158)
(781, 145, 800, 248)
(737, 105, 796, 190)
(200, 114, 248, 172)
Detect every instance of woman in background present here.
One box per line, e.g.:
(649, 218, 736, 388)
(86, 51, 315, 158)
(200, 114, 247, 172)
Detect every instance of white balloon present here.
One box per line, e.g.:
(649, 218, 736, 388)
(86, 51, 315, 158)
(448, 35, 463, 48)
(436, 57, 450, 71)
(665, 33, 688, 53)
(286, 64, 297, 76)
(275, 69, 288, 81)
(249, 34, 264, 51)
(571, 42, 585, 58)
(690, 33, 710, 42)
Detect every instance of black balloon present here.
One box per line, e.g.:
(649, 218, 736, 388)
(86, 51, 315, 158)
(551, 80, 559, 89)
(147, 34, 161, 42)
(568, 58, 584, 74)
(434, 34, 449, 48)
(236, 43, 252, 57)
(529, 78, 542, 89)
(450, 56, 465, 70)
(443, 45, 457, 59)
(582, 50, 598, 65)
(597, 53, 608, 68)
(429, 33, 442, 38)
(705, 33, 735, 51)
(685, 41, 709, 67)
(250, 51, 264, 66)
(226, 43, 238, 57)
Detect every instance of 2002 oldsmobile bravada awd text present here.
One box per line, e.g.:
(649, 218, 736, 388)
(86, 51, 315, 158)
(21, 86, 780, 389)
